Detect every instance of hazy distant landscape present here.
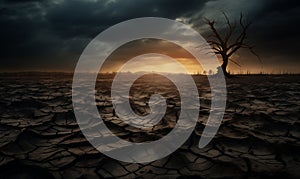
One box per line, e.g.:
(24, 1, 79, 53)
(0, 73, 299, 178)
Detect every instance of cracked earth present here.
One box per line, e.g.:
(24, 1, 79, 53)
(0, 73, 299, 178)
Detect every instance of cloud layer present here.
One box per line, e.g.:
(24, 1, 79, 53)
(0, 0, 299, 73)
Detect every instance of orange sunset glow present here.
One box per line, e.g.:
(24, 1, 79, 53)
(98, 38, 268, 75)
(99, 39, 204, 74)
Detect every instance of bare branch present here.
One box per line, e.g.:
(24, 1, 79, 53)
(235, 13, 251, 44)
(211, 46, 222, 52)
(222, 12, 236, 43)
(204, 18, 225, 46)
(229, 58, 241, 67)
(207, 40, 223, 51)
(241, 44, 262, 63)
(202, 12, 260, 77)
(228, 44, 242, 57)
(207, 40, 222, 47)
(226, 13, 253, 57)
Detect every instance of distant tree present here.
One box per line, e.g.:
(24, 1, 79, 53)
(204, 12, 260, 77)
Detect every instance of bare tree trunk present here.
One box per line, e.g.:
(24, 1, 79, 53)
(204, 13, 260, 78)
(221, 56, 231, 77)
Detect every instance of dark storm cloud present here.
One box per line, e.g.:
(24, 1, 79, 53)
(0, 0, 207, 71)
(0, 0, 299, 72)
(252, 1, 300, 56)
(45, 0, 207, 38)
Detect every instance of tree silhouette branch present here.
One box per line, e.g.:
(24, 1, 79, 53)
(203, 12, 260, 77)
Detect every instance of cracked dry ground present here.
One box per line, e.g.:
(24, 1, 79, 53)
(0, 73, 299, 179)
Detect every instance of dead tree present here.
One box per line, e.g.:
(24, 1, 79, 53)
(204, 13, 260, 77)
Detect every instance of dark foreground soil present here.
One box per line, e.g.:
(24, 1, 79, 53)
(0, 73, 299, 179)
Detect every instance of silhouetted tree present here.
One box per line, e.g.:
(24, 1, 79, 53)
(204, 13, 260, 77)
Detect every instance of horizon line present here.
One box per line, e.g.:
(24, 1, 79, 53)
(0, 70, 299, 75)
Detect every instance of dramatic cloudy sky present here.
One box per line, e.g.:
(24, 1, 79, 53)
(0, 0, 299, 73)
